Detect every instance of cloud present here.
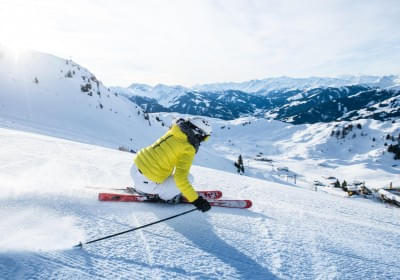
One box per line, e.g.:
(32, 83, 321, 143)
(0, 0, 399, 86)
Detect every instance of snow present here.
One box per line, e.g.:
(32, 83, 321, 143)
(0, 126, 400, 279)
(1, 127, 400, 279)
(287, 93, 303, 101)
(286, 100, 306, 107)
(1, 47, 400, 279)
(377, 189, 400, 204)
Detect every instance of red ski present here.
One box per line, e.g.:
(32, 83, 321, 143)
(187, 190, 222, 200)
(90, 187, 223, 201)
(207, 199, 252, 209)
(98, 193, 252, 209)
(99, 193, 149, 202)
(98, 191, 222, 202)
(124, 188, 222, 200)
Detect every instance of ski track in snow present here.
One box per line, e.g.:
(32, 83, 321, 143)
(1, 127, 400, 279)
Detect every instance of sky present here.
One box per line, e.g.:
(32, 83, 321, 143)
(0, 0, 399, 87)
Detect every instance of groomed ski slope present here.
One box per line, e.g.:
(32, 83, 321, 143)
(1, 127, 400, 280)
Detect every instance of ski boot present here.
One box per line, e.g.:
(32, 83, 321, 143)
(162, 194, 183, 204)
(128, 187, 161, 202)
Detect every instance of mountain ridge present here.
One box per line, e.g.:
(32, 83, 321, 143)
(118, 83, 400, 123)
(103, 58, 400, 125)
(0, 46, 163, 152)
(117, 74, 400, 97)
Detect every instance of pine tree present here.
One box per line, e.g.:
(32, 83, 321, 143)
(341, 180, 348, 192)
(238, 155, 244, 174)
(234, 154, 245, 174)
(387, 144, 400, 160)
(65, 70, 73, 78)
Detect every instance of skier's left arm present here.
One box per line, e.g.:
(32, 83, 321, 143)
(174, 151, 199, 203)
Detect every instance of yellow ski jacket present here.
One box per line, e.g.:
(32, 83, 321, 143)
(134, 124, 199, 202)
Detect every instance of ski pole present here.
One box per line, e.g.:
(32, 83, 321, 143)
(74, 208, 198, 248)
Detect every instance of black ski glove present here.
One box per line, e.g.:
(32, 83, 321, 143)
(192, 196, 211, 212)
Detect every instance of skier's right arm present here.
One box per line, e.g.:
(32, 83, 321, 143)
(173, 151, 198, 203)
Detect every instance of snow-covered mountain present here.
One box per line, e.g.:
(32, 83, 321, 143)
(117, 75, 400, 97)
(115, 83, 189, 107)
(1, 47, 399, 184)
(267, 85, 400, 123)
(193, 75, 400, 94)
(0, 46, 163, 151)
(115, 76, 400, 123)
(1, 48, 400, 279)
(153, 114, 400, 189)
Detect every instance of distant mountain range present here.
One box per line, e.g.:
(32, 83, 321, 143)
(113, 76, 400, 124)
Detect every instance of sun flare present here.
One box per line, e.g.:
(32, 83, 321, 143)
(0, 1, 36, 60)
(0, 42, 27, 63)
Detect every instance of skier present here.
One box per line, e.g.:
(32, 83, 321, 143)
(131, 117, 212, 212)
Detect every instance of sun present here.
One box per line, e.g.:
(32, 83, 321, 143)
(0, 1, 36, 59)
(0, 41, 27, 63)
(1, 40, 26, 52)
